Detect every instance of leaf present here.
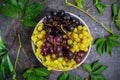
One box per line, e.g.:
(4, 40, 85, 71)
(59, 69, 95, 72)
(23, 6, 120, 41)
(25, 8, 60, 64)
(20, 18, 38, 27)
(4, 0, 18, 6)
(58, 72, 69, 80)
(93, 65, 108, 74)
(0, 35, 7, 50)
(96, 40, 105, 55)
(69, 76, 81, 80)
(0, 66, 5, 80)
(105, 40, 112, 55)
(116, 9, 120, 20)
(18, 0, 29, 9)
(92, 60, 99, 71)
(81, 63, 92, 72)
(0, 3, 18, 18)
(91, 74, 106, 80)
(24, 2, 44, 18)
(108, 35, 119, 40)
(94, 38, 105, 45)
(109, 40, 120, 47)
(35, 67, 49, 77)
(115, 20, 120, 30)
(95, 4, 107, 14)
(94, 0, 107, 14)
(112, 3, 118, 18)
(74, 0, 84, 9)
(1, 54, 14, 72)
(23, 68, 33, 78)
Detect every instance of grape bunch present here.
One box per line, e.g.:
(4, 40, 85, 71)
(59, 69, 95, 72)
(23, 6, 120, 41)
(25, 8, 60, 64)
(31, 10, 93, 71)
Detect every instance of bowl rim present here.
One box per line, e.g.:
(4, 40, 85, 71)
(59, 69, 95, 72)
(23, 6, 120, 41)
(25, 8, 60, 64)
(31, 12, 92, 71)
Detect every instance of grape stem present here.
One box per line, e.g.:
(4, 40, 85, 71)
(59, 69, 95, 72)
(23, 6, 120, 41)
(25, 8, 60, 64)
(65, 0, 114, 34)
(60, 25, 66, 33)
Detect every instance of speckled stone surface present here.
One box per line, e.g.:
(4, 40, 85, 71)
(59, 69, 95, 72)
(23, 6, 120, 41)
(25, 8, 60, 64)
(0, 0, 120, 80)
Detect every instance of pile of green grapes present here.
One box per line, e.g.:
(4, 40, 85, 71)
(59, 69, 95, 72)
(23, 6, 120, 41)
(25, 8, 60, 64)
(31, 10, 93, 70)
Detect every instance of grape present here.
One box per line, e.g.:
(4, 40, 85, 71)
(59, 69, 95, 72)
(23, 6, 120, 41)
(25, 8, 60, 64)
(41, 52, 48, 56)
(74, 56, 81, 63)
(54, 46, 61, 52)
(70, 17, 76, 23)
(51, 10, 57, 16)
(47, 35, 53, 42)
(63, 13, 71, 21)
(57, 10, 65, 17)
(44, 41, 51, 47)
(41, 46, 47, 52)
(63, 45, 70, 50)
(46, 28, 52, 33)
(56, 51, 63, 57)
(46, 12, 53, 19)
(48, 47, 54, 54)
(62, 39, 67, 44)
(67, 24, 74, 32)
(54, 36, 61, 44)
(67, 51, 74, 59)
(51, 28, 58, 36)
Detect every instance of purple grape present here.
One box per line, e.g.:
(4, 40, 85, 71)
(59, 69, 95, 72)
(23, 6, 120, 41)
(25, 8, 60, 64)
(47, 35, 53, 42)
(43, 41, 51, 48)
(48, 47, 54, 54)
(54, 36, 61, 44)
(62, 39, 67, 44)
(54, 46, 61, 52)
(46, 28, 52, 33)
(41, 52, 48, 56)
(67, 51, 74, 59)
(74, 56, 81, 63)
(56, 51, 63, 57)
(64, 45, 70, 50)
(41, 46, 47, 52)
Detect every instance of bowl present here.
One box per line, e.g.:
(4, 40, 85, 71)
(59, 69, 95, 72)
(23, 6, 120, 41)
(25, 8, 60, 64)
(31, 11, 92, 71)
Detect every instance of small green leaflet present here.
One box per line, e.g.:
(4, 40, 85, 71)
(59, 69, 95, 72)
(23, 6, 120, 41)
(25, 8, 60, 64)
(23, 67, 49, 80)
(0, 0, 44, 27)
(95, 35, 120, 55)
(74, 0, 84, 9)
(58, 72, 81, 80)
(93, 0, 107, 14)
(81, 60, 108, 80)
(112, 3, 120, 30)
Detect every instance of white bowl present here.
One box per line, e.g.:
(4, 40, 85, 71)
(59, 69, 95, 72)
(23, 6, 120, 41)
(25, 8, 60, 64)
(31, 12, 92, 71)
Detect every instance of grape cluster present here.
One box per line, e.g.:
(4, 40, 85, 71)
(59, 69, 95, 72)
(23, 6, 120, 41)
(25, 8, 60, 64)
(31, 10, 93, 71)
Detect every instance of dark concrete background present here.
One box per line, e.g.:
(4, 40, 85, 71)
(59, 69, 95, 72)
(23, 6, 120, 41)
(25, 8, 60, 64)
(0, 0, 120, 80)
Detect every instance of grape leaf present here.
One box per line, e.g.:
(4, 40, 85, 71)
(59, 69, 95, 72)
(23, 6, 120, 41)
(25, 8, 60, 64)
(93, 0, 107, 14)
(115, 20, 120, 30)
(58, 72, 69, 80)
(0, 66, 5, 80)
(18, 0, 29, 9)
(4, 0, 18, 6)
(94, 38, 105, 45)
(105, 40, 112, 55)
(81, 63, 92, 72)
(108, 35, 119, 40)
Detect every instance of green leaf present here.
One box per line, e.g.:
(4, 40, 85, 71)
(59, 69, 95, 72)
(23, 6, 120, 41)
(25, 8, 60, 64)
(96, 40, 105, 55)
(109, 40, 120, 47)
(74, 0, 84, 9)
(0, 66, 5, 80)
(0, 35, 7, 50)
(116, 9, 120, 20)
(35, 67, 49, 77)
(94, 0, 107, 14)
(115, 20, 120, 30)
(23, 68, 33, 78)
(93, 0, 100, 5)
(69, 76, 81, 80)
(92, 60, 99, 71)
(91, 74, 106, 80)
(18, 0, 29, 9)
(20, 18, 38, 27)
(94, 38, 105, 45)
(24, 2, 44, 18)
(4, 0, 18, 6)
(58, 72, 69, 80)
(0, 3, 18, 18)
(95, 4, 107, 14)
(105, 40, 112, 55)
(93, 65, 108, 74)
(108, 35, 119, 40)
(81, 63, 92, 72)
(1, 54, 14, 72)
(112, 3, 118, 18)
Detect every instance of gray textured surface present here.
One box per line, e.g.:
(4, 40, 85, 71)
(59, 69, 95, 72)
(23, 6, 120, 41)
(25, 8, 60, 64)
(0, 0, 120, 80)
